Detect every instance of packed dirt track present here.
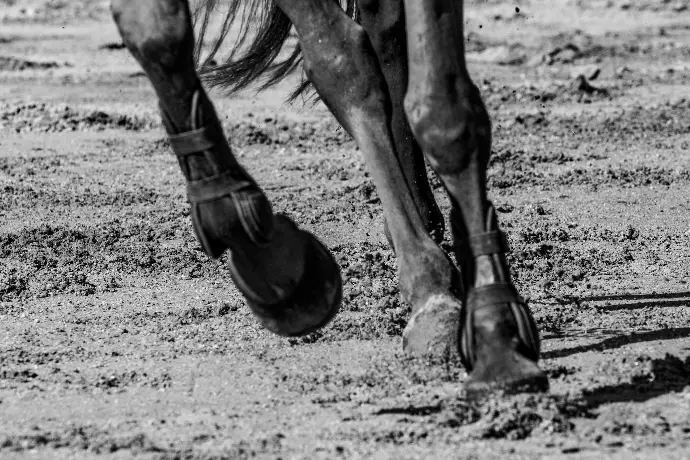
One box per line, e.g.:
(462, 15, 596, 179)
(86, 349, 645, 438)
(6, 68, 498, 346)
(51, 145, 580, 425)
(1, 0, 690, 458)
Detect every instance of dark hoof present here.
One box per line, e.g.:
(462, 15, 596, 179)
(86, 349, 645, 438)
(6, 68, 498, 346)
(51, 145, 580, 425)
(459, 286, 547, 397)
(464, 347, 549, 399)
(238, 228, 342, 337)
(402, 294, 462, 358)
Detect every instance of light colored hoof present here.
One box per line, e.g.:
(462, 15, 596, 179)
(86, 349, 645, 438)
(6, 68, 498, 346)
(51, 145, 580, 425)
(402, 293, 462, 358)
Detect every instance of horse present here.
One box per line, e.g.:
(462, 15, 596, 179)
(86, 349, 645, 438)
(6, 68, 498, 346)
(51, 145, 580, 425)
(109, 0, 545, 395)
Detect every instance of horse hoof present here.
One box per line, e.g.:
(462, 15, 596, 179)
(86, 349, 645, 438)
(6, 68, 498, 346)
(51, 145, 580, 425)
(242, 228, 342, 337)
(402, 293, 462, 358)
(464, 350, 549, 399)
(458, 281, 545, 396)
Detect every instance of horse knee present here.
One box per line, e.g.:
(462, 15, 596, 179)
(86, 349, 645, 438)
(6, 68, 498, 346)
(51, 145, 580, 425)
(404, 81, 491, 175)
(111, 0, 192, 69)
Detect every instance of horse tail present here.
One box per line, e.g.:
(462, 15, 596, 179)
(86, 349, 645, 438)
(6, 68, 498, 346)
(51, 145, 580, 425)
(193, 0, 360, 101)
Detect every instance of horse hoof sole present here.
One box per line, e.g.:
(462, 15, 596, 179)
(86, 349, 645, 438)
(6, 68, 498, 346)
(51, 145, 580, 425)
(245, 230, 342, 337)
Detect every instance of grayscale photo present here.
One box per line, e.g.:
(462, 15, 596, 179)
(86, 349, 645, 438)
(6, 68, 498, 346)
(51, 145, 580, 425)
(1, 0, 689, 458)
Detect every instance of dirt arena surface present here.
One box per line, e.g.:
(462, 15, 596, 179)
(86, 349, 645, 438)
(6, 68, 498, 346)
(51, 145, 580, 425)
(1, 0, 690, 458)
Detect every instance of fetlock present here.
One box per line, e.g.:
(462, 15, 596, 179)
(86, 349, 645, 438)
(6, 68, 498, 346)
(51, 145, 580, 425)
(399, 236, 463, 358)
(397, 240, 460, 311)
(189, 191, 274, 259)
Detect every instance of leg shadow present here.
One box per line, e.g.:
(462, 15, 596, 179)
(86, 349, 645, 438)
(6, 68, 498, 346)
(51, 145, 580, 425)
(582, 353, 690, 405)
(578, 291, 690, 311)
(543, 327, 690, 360)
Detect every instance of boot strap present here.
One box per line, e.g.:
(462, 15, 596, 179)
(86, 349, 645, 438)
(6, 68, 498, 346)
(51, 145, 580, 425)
(469, 230, 509, 256)
(186, 170, 253, 203)
(168, 126, 217, 157)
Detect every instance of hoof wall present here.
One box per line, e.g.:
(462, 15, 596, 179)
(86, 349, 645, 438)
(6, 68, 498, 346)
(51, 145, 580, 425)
(402, 294, 462, 358)
(464, 352, 549, 399)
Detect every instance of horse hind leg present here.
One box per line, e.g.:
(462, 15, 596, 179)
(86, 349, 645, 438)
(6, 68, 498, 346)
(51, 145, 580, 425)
(110, 0, 341, 336)
(358, 0, 445, 248)
(275, 0, 463, 357)
(402, 0, 547, 394)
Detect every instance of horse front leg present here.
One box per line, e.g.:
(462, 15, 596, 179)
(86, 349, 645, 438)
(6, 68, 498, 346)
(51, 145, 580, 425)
(275, 0, 464, 358)
(109, 0, 341, 336)
(402, 0, 547, 394)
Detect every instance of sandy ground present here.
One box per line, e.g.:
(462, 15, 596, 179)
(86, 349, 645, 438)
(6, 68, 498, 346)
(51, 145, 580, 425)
(1, 0, 690, 458)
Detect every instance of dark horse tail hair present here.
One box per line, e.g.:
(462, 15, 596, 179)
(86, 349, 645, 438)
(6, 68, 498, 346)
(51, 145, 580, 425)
(193, 0, 360, 102)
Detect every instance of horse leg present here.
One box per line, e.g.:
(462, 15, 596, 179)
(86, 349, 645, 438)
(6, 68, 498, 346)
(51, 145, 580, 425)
(110, 0, 341, 336)
(358, 0, 444, 247)
(275, 0, 463, 357)
(402, 0, 547, 393)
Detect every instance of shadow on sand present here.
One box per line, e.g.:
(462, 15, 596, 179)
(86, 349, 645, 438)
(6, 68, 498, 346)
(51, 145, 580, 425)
(582, 353, 690, 405)
(578, 291, 690, 311)
(542, 291, 690, 404)
(542, 290, 690, 359)
(543, 327, 690, 360)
